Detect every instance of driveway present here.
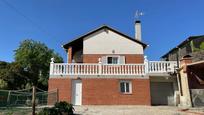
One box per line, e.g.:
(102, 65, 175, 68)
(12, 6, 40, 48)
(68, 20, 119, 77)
(74, 105, 203, 115)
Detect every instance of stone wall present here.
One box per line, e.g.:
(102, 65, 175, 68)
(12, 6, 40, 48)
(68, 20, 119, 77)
(191, 50, 204, 62)
(190, 89, 204, 107)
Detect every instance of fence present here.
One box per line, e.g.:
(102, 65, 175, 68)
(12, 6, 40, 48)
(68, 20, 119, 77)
(0, 88, 58, 107)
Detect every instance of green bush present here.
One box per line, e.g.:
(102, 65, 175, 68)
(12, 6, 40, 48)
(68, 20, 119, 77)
(38, 101, 74, 115)
(38, 107, 58, 115)
(55, 101, 74, 114)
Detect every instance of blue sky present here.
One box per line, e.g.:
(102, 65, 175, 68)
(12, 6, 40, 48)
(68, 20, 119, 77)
(0, 0, 204, 62)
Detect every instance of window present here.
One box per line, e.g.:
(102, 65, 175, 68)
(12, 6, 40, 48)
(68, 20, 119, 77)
(101, 56, 125, 64)
(120, 81, 132, 94)
(107, 57, 119, 64)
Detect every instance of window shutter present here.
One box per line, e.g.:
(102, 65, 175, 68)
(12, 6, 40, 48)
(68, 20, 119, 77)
(101, 56, 107, 64)
(119, 56, 125, 64)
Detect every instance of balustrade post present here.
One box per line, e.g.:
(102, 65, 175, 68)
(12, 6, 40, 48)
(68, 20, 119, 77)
(98, 58, 102, 75)
(144, 56, 149, 74)
(50, 58, 55, 75)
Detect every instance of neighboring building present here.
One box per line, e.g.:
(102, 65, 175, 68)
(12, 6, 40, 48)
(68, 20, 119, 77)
(48, 21, 178, 106)
(161, 35, 204, 62)
(162, 35, 204, 107)
(178, 56, 204, 107)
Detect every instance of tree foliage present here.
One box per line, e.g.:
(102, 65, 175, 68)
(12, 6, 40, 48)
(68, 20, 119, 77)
(200, 42, 204, 50)
(0, 39, 63, 90)
(14, 39, 63, 90)
(0, 61, 27, 89)
(0, 61, 9, 89)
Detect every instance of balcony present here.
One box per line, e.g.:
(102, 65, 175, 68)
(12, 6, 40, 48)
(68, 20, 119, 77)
(49, 60, 177, 77)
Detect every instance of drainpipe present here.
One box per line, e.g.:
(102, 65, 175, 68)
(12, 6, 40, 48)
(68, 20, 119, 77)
(176, 47, 180, 68)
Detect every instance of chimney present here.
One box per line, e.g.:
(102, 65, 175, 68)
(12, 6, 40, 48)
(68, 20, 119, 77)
(135, 20, 142, 41)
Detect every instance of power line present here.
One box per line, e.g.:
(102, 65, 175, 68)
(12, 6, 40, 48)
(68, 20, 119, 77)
(1, 0, 56, 39)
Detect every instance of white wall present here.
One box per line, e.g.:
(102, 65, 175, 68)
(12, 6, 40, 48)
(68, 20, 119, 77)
(83, 29, 144, 54)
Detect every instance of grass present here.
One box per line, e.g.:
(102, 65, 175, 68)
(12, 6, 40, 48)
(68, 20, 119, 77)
(0, 107, 42, 115)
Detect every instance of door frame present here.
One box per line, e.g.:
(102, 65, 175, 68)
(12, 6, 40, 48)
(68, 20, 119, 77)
(71, 80, 82, 105)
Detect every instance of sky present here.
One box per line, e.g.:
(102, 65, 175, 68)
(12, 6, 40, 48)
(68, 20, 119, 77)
(0, 0, 204, 62)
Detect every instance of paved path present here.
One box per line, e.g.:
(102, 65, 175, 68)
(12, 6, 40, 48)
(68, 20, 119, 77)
(74, 105, 202, 115)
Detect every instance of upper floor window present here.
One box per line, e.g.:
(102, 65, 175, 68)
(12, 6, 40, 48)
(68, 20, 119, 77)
(101, 56, 125, 64)
(107, 57, 119, 64)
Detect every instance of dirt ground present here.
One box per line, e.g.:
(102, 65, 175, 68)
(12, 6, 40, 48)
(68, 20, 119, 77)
(0, 105, 203, 115)
(74, 105, 204, 115)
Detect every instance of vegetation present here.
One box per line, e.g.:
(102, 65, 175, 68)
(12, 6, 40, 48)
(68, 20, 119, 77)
(0, 61, 29, 89)
(0, 107, 34, 115)
(38, 101, 74, 115)
(190, 41, 204, 52)
(200, 42, 204, 50)
(0, 39, 63, 90)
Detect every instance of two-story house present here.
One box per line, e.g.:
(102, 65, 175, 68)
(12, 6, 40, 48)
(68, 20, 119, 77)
(48, 21, 178, 106)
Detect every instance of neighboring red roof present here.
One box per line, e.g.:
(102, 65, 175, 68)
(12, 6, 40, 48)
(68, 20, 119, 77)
(63, 25, 148, 49)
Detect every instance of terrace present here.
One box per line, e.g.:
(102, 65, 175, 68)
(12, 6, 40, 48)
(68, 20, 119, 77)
(49, 57, 177, 77)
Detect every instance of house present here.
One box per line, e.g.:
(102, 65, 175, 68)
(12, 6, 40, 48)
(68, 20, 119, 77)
(161, 35, 204, 62)
(170, 54, 204, 107)
(161, 36, 204, 107)
(48, 21, 178, 106)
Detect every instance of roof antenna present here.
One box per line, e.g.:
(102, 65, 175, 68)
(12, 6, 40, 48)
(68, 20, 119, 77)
(135, 10, 144, 21)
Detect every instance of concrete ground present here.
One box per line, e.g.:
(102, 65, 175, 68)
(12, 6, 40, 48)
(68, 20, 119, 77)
(74, 105, 204, 115)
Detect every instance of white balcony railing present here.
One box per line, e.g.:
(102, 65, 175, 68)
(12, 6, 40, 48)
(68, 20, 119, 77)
(49, 59, 177, 76)
(148, 61, 177, 73)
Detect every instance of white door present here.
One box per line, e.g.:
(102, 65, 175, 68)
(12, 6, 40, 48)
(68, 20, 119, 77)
(72, 80, 82, 105)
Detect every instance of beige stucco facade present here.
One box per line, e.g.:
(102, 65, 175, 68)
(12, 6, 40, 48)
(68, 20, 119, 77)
(177, 58, 192, 107)
(83, 29, 144, 54)
(179, 71, 192, 107)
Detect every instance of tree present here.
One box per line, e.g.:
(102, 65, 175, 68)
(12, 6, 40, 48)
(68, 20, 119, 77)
(14, 39, 63, 90)
(6, 62, 29, 89)
(0, 61, 40, 90)
(200, 42, 204, 50)
(0, 61, 9, 89)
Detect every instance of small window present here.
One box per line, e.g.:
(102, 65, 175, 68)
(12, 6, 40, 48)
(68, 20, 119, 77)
(120, 81, 132, 94)
(107, 57, 118, 64)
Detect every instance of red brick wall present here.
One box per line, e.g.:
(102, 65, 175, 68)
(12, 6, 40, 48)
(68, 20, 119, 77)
(48, 77, 151, 105)
(82, 78, 151, 105)
(48, 78, 72, 104)
(68, 47, 72, 63)
(83, 54, 144, 63)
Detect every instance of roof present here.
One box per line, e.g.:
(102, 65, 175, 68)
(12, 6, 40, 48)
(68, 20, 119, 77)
(161, 35, 204, 58)
(187, 60, 204, 67)
(62, 25, 148, 49)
